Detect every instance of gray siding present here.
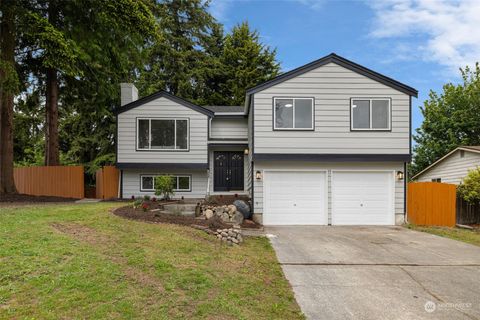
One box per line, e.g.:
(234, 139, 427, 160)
(253, 161, 405, 224)
(210, 118, 248, 140)
(117, 96, 208, 163)
(416, 150, 480, 184)
(122, 169, 207, 199)
(253, 62, 410, 154)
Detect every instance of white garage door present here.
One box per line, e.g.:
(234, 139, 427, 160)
(332, 171, 394, 225)
(264, 171, 327, 225)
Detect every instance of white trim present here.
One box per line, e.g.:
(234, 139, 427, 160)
(263, 169, 328, 225)
(273, 97, 314, 130)
(331, 170, 395, 225)
(350, 98, 391, 131)
(136, 117, 189, 151)
(140, 174, 192, 192)
(412, 147, 480, 180)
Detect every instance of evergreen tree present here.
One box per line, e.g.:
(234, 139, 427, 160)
(219, 22, 280, 106)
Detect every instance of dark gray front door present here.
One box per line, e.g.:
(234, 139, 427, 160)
(214, 151, 244, 192)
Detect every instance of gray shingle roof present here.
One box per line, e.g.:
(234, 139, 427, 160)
(202, 106, 244, 113)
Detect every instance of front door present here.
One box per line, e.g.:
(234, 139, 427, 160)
(214, 151, 244, 191)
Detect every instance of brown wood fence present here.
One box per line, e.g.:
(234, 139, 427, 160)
(95, 166, 119, 199)
(456, 196, 480, 225)
(14, 166, 84, 199)
(407, 182, 456, 227)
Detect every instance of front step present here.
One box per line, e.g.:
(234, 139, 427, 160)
(163, 203, 197, 212)
(157, 210, 195, 217)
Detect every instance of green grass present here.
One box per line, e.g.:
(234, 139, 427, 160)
(406, 224, 480, 247)
(0, 203, 304, 319)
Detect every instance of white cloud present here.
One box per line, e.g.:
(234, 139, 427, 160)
(294, 0, 326, 11)
(208, 0, 234, 23)
(368, 0, 480, 74)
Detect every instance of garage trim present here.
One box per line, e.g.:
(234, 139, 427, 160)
(331, 170, 396, 225)
(263, 169, 329, 225)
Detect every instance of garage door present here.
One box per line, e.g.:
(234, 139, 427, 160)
(332, 171, 394, 225)
(264, 171, 327, 225)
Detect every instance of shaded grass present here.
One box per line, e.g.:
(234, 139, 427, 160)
(406, 224, 480, 247)
(0, 203, 304, 319)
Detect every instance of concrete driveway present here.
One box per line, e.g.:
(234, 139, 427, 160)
(266, 226, 480, 320)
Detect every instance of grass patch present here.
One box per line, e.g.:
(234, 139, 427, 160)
(406, 224, 480, 247)
(0, 203, 303, 319)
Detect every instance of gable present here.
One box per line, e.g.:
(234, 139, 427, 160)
(246, 53, 417, 101)
(114, 90, 214, 117)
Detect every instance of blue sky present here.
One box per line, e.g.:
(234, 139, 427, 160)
(209, 0, 480, 133)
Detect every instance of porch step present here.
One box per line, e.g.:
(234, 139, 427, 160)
(163, 203, 198, 212)
(160, 210, 195, 217)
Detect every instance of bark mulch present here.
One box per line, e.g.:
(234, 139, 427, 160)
(0, 193, 78, 207)
(113, 202, 261, 231)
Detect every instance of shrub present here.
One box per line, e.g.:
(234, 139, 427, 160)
(141, 202, 149, 212)
(457, 167, 480, 203)
(133, 199, 142, 209)
(155, 175, 175, 200)
(144, 195, 151, 201)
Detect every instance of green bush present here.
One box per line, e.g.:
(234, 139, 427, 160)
(143, 195, 151, 201)
(132, 199, 142, 209)
(458, 167, 480, 203)
(155, 175, 175, 200)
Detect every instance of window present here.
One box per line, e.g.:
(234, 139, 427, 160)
(274, 97, 314, 130)
(351, 99, 391, 130)
(137, 118, 188, 150)
(431, 178, 442, 183)
(140, 175, 191, 192)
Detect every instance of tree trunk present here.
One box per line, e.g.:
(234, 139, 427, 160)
(44, 67, 60, 166)
(0, 0, 18, 194)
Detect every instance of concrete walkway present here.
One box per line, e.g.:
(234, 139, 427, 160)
(266, 226, 480, 320)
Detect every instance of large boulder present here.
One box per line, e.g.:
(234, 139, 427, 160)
(232, 211, 244, 225)
(233, 200, 251, 219)
(204, 209, 214, 219)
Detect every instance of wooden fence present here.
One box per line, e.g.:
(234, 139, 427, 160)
(14, 166, 84, 199)
(407, 182, 456, 227)
(95, 166, 119, 199)
(456, 196, 480, 225)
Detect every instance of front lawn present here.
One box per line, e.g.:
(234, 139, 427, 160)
(406, 224, 480, 247)
(0, 202, 303, 319)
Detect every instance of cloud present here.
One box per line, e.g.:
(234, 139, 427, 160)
(208, 0, 234, 23)
(294, 0, 326, 11)
(367, 0, 480, 74)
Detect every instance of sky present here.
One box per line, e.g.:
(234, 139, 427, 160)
(208, 0, 480, 133)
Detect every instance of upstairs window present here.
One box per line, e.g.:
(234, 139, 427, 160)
(274, 97, 314, 130)
(137, 118, 188, 150)
(351, 98, 391, 130)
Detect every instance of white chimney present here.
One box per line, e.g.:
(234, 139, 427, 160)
(120, 83, 139, 106)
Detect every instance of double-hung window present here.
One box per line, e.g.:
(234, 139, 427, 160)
(137, 118, 188, 150)
(274, 97, 314, 130)
(140, 175, 191, 192)
(351, 98, 391, 130)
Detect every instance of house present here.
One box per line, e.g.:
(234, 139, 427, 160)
(412, 146, 480, 184)
(114, 53, 418, 226)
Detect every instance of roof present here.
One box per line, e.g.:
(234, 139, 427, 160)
(245, 53, 418, 99)
(203, 106, 244, 113)
(113, 90, 214, 117)
(411, 146, 480, 180)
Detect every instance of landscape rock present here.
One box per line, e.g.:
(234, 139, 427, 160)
(220, 212, 230, 223)
(204, 209, 214, 219)
(233, 200, 251, 219)
(232, 211, 244, 225)
(227, 204, 237, 214)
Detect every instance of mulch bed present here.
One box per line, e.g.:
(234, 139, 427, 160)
(113, 203, 261, 231)
(204, 195, 250, 206)
(0, 193, 78, 205)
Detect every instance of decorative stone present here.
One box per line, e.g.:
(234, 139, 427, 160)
(232, 211, 244, 225)
(204, 209, 214, 219)
(227, 205, 237, 214)
(233, 200, 251, 219)
(231, 238, 239, 244)
(220, 212, 230, 222)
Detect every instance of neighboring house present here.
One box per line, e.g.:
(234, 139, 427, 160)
(412, 146, 480, 184)
(114, 53, 417, 226)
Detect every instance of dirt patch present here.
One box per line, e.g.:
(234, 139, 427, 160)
(113, 205, 261, 230)
(50, 223, 110, 245)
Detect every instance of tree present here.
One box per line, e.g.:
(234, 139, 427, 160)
(411, 64, 480, 176)
(137, 0, 222, 101)
(457, 168, 480, 203)
(154, 175, 175, 200)
(218, 22, 280, 106)
(0, 0, 19, 194)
